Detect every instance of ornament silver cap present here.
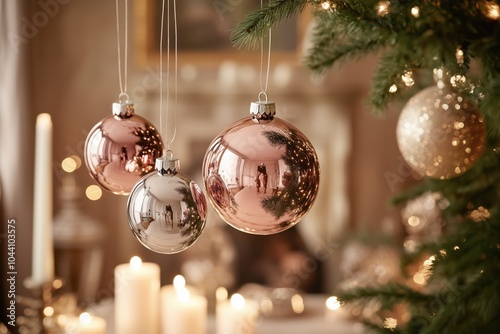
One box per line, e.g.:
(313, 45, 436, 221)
(155, 156, 180, 176)
(250, 101, 276, 123)
(112, 101, 135, 119)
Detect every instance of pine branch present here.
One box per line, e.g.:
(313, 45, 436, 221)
(420, 272, 500, 334)
(338, 283, 431, 307)
(368, 47, 414, 114)
(231, 0, 308, 49)
(306, 37, 383, 74)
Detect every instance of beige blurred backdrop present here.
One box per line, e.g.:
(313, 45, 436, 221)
(0, 0, 414, 305)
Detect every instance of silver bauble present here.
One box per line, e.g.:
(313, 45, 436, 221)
(127, 157, 207, 254)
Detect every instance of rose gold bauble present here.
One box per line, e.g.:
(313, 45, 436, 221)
(127, 157, 207, 254)
(84, 102, 164, 195)
(396, 85, 486, 180)
(202, 101, 320, 235)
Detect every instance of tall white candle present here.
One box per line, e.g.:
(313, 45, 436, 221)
(114, 256, 160, 334)
(216, 293, 258, 334)
(31, 113, 54, 286)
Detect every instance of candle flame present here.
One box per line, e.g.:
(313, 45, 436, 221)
(130, 256, 142, 270)
(326, 296, 341, 311)
(173, 275, 186, 289)
(37, 113, 52, 124)
(216, 287, 228, 301)
(79, 312, 91, 325)
(230, 293, 246, 309)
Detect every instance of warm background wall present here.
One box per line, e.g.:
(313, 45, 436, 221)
(1, 0, 414, 302)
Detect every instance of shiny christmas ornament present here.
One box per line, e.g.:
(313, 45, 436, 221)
(84, 101, 164, 195)
(202, 101, 320, 235)
(396, 85, 486, 180)
(127, 155, 207, 254)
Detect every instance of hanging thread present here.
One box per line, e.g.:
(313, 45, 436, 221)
(115, 0, 129, 101)
(259, 0, 272, 102)
(171, 0, 178, 148)
(159, 0, 178, 152)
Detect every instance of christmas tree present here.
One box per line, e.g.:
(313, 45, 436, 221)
(233, 1, 500, 333)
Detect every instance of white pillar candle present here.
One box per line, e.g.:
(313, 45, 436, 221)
(161, 275, 207, 334)
(63, 312, 106, 334)
(32, 113, 54, 286)
(115, 256, 160, 334)
(216, 293, 258, 334)
(161, 287, 207, 334)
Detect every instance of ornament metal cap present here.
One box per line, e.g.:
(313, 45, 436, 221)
(250, 101, 276, 123)
(112, 101, 135, 119)
(155, 156, 180, 176)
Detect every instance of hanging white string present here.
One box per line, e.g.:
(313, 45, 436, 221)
(159, 0, 178, 152)
(115, 0, 128, 101)
(170, 0, 178, 148)
(259, 0, 272, 102)
(159, 0, 166, 152)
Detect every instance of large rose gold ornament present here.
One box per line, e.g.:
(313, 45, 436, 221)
(202, 101, 320, 235)
(396, 85, 486, 180)
(84, 101, 164, 195)
(127, 156, 207, 254)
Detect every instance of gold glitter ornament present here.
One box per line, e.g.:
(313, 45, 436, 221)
(396, 85, 486, 179)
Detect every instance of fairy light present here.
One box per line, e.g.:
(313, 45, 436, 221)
(326, 296, 341, 310)
(484, 2, 500, 19)
(455, 48, 464, 64)
(470, 206, 491, 222)
(62, 157, 77, 173)
(321, 1, 331, 10)
(86, 185, 102, 201)
(376, 1, 390, 16)
(401, 70, 415, 87)
(411, 6, 420, 17)
(407, 215, 420, 226)
(404, 238, 417, 253)
(413, 272, 426, 285)
(450, 74, 466, 88)
(291, 294, 305, 314)
(383, 317, 397, 330)
(423, 255, 435, 269)
(389, 84, 398, 93)
(43, 306, 55, 317)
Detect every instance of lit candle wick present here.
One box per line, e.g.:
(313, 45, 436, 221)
(79, 312, 91, 325)
(230, 293, 246, 309)
(130, 256, 142, 270)
(173, 274, 186, 289)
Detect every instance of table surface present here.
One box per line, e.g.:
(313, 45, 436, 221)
(207, 294, 366, 334)
(91, 294, 366, 334)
